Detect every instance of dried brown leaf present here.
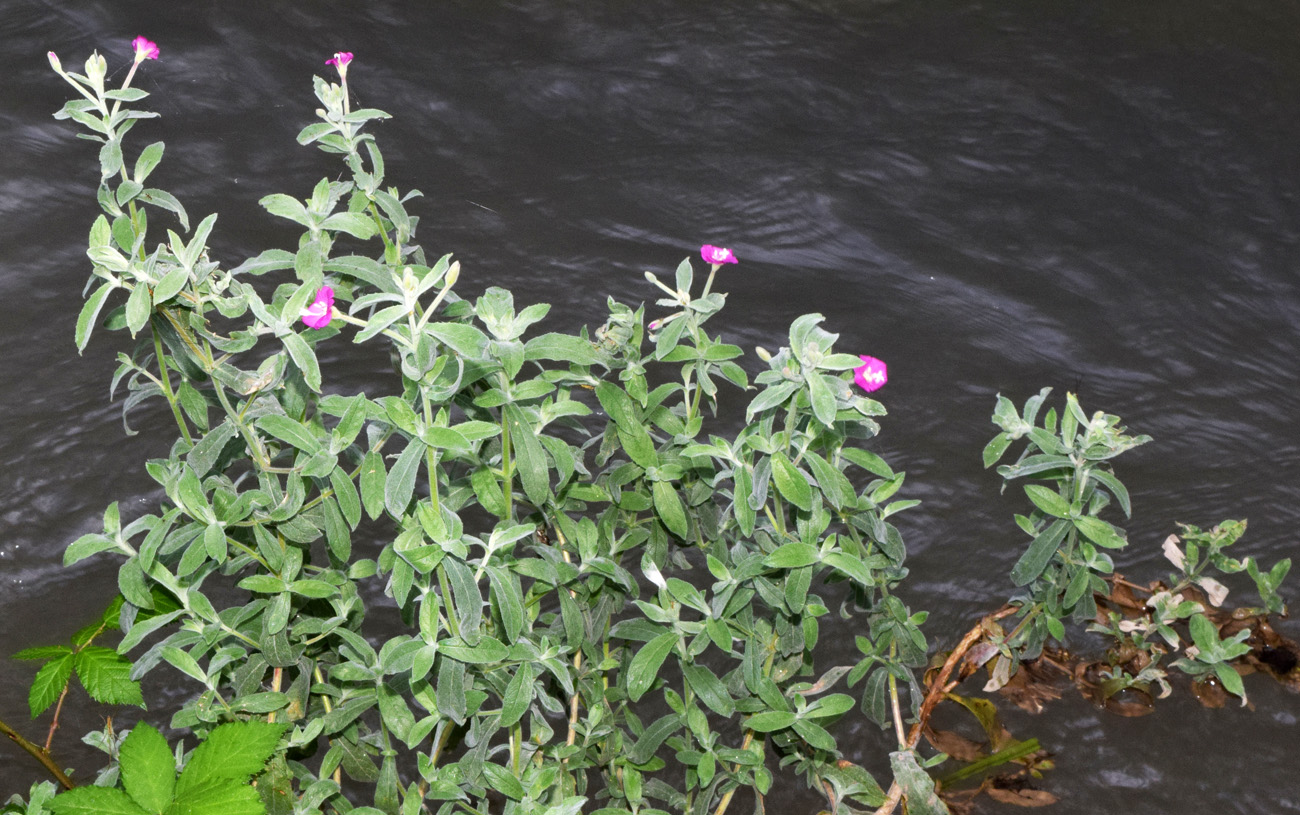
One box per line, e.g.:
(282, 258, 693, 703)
(923, 725, 987, 763)
(997, 658, 1064, 714)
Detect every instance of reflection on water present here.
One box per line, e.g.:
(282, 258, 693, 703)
(3, 1, 1299, 810)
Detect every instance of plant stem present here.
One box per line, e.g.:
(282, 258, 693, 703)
(0, 717, 75, 790)
(500, 407, 514, 522)
(887, 643, 907, 750)
(43, 686, 70, 753)
(152, 326, 193, 445)
(871, 605, 1018, 815)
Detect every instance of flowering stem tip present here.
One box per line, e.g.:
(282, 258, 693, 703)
(700, 244, 738, 266)
(132, 36, 159, 62)
(326, 51, 353, 79)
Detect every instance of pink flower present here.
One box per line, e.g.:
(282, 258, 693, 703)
(700, 245, 738, 265)
(326, 51, 353, 77)
(132, 36, 159, 62)
(301, 286, 335, 329)
(853, 355, 887, 393)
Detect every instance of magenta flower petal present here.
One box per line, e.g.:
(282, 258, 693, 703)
(326, 51, 354, 75)
(300, 286, 335, 330)
(132, 36, 159, 61)
(853, 355, 888, 393)
(700, 244, 738, 265)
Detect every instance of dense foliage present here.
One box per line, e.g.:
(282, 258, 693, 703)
(3, 40, 1290, 815)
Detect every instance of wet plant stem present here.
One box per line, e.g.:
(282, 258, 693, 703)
(872, 605, 1018, 815)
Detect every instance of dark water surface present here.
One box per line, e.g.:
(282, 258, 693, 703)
(2, 1, 1298, 811)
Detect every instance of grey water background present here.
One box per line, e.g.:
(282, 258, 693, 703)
(2, 0, 1299, 810)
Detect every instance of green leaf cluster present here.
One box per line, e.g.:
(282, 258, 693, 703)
(48, 722, 286, 815)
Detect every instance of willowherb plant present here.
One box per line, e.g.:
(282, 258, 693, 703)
(7, 36, 1292, 815)
(25, 38, 941, 815)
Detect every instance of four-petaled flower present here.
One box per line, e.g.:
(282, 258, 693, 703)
(132, 36, 159, 62)
(326, 51, 353, 78)
(853, 355, 887, 393)
(301, 286, 335, 329)
(700, 244, 738, 265)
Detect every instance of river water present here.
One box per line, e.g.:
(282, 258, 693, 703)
(1, 1, 1298, 811)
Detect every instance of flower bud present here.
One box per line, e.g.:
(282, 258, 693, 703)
(47, 51, 61, 72)
(444, 261, 460, 288)
(755, 346, 771, 362)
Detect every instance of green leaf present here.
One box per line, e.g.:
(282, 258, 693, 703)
(792, 718, 837, 751)
(281, 333, 322, 393)
(120, 722, 175, 814)
(152, 266, 189, 306)
(1088, 468, 1133, 517)
(76, 283, 116, 353)
(13, 645, 71, 661)
(438, 636, 509, 665)
(627, 714, 682, 766)
(486, 566, 525, 643)
(255, 415, 321, 454)
(229, 692, 290, 714)
(806, 373, 837, 428)
(683, 663, 734, 717)
(524, 333, 600, 365)
(823, 551, 874, 587)
(118, 556, 154, 610)
(134, 141, 165, 184)
(889, 751, 949, 815)
(140, 188, 189, 231)
(498, 663, 535, 728)
(480, 763, 524, 802)
(504, 404, 550, 508)
(1010, 519, 1070, 586)
(425, 322, 489, 358)
(652, 480, 688, 539)
(49, 787, 149, 815)
(1072, 516, 1126, 549)
(330, 467, 362, 529)
(626, 631, 677, 702)
(260, 193, 309, 226)
(125, 281, 151, 336)
(175, 721, 289, 796)
(360, 449, 387, 520)
(1213, 661, 1247, 700)
(1188, 613, 1219, 654)
(288, 580, 338, 599)
(160, 645, 207, 685)
(595, 382, 658, 468)
(74, 646, 144, 707)
(745, 711, 796, 732)
(764, 543, 819, 570)
(385, 439, 424, 517)
(770, 452, 813, 512)
(187, 421, 238, 477)
(982, 432, 1013, 468)
(805, 693, 856, 719)
(803, 451, 856, 510)
(64, 533, 119, 566)
(1024, 484, 1072, 518)
(168, 782, 263, 815)
(28, 653, 74, 718)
